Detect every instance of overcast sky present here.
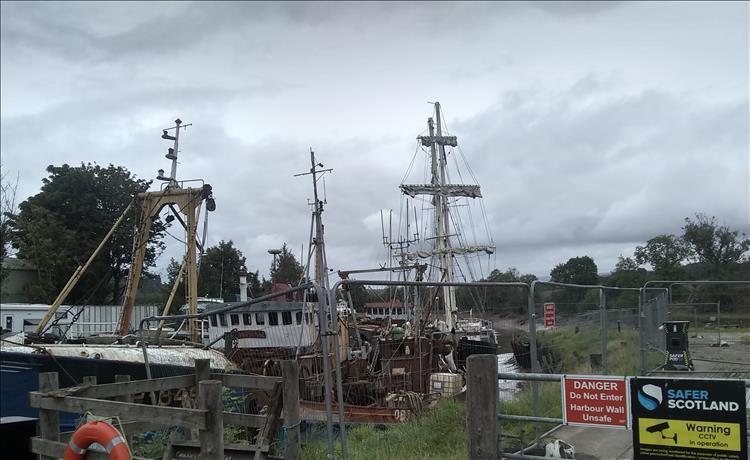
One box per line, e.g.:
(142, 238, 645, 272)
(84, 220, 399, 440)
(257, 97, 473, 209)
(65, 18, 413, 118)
(1, 1, 748, 283)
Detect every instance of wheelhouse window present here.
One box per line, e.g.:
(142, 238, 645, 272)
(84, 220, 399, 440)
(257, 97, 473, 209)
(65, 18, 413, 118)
(282, 311, 292, 325)
(305, 312, 312, 323)
(210, 315, 218, 327)
(230, 314, 240, 326)
(219, 314, 228, 327)
(295, 312, 302, 324)
(242, 313, 252, 326)
(268, 312, 279, 326)
(256, 313, 265, 325)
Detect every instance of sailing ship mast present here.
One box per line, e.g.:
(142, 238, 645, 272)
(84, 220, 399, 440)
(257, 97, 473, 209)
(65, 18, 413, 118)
(400, 102, 495, 330)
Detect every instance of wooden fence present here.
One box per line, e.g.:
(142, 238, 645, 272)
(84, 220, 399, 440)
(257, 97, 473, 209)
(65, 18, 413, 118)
(29, 359, 300, 460)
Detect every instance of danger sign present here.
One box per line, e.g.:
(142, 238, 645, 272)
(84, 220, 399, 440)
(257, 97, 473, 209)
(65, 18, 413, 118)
(562, 376, 629, 429)
(543, 302, 555, 327)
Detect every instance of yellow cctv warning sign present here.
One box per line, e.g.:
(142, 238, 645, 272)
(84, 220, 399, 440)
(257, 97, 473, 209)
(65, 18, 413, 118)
(630, 378, 747, 460)
(638, 418, 741, 452)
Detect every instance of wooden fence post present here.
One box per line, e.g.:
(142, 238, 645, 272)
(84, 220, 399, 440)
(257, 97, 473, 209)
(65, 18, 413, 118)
(281, 360, 300, 460)
(38, 372, 59, 460)
(467, 354, 498, 460)
(192, 358, 211, 443)
(198, 380, 223, 460)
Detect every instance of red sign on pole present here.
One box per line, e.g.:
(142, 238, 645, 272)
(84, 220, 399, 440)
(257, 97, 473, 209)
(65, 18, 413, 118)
(543, 302, 555, 327)
(562, 376, 629, 429)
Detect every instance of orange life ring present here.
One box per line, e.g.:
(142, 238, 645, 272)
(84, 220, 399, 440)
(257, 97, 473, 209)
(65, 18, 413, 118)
(64, 420, 131, 460)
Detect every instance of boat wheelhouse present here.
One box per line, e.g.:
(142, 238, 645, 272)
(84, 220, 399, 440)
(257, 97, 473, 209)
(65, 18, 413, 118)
(204, 300, 317, 351)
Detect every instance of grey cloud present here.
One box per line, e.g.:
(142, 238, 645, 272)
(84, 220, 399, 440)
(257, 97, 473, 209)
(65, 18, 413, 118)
(452, 77, 748, 262)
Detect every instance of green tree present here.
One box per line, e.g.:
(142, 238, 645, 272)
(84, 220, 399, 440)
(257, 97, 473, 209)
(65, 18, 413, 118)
(270, 243, 304, 285)
(198, 240, 248, 301)
(164, 257, 186, 310)
(550, 256, 598, 285)
(245, 270, 263, 298)
(634, 234, 690, 280)
(1, 166, 19, 261)
(681, 213, 750, 278)
(458, 267, 536, 313)
(9, 163, 165, 303)
(610, 255, 648, 288)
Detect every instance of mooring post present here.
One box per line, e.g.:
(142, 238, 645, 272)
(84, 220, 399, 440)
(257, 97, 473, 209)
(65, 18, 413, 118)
(198, 380, 223, 460)
(282, 360, 301, 460)
(467, 354, 498, 460)
(38, 372, 59, 460)
(82, 375, 97, 386)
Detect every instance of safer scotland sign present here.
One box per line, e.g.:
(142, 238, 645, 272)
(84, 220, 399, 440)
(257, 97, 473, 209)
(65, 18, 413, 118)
(630, 378, 747, 460)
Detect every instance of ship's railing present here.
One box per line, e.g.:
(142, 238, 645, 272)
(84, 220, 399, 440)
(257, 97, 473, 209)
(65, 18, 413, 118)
(29, 358, 300, 460)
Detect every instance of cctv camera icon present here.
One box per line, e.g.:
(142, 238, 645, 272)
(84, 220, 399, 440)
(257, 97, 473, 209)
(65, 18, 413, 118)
(646, 421, 677, 444)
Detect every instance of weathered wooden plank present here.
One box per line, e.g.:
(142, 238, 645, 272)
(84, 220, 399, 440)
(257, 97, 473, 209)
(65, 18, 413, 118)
(211, 373, 282, 390)
(70, 374, 196, 399)
(222, 411, 269, 428)
(38, 372, 59, 460)
(282, 360, 301, 460)
(198, 380, 223, 460)
(467, 354, 498, 460)
(255, 382, 283, 460)
(61, 419, 166, 439)
(113, 375, 132, 402)
(31, 437, 151, 460)
(29, 393, 207, 429)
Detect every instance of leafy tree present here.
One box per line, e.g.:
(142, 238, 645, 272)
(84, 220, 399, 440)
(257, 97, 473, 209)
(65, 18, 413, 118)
(610, 255, 648, 288)
(550, 256, 598, 285)
(270, 243, 304, 285)
(198, 240, 248, 301)
(244, 270, 263, 298)
(634, 234, 690, 280)
(457, 267, 536, 313)
(1, 166, 19, 261)
(343, 283, 368, 310)
(8, 163, 166, 303)
(164, 257, 186, 309)
(681, 213, 750, 277)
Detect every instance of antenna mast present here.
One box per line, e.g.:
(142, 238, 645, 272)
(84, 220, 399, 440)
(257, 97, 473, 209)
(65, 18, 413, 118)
(294, 149, 333, 288)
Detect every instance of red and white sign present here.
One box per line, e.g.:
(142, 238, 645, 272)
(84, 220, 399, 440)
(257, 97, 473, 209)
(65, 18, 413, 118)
(543, 302, 555, 327)
(562, 376, 629, 429)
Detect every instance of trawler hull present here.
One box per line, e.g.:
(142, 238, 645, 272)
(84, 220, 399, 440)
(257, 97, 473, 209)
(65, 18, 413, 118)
(300, 400, 414, 423)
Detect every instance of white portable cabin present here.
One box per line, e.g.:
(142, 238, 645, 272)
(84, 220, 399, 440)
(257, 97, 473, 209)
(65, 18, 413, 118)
(0, 303, 160, 337)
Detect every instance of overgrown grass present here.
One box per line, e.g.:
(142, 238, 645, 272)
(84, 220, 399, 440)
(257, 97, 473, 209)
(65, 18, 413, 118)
(300, 327, 657, 458)
(301, 399, 467, 460)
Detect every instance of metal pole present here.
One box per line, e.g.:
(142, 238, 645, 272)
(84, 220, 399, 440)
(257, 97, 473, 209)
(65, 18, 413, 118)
(169, 119, 181, 182)
(716, 300, 721, 346)
(527, 281, 540, 443)
(328, 287, 349, 459)
(600, 288, 608, 375)
(315, 283, 335, 459)
(638, 288, 645, 375)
